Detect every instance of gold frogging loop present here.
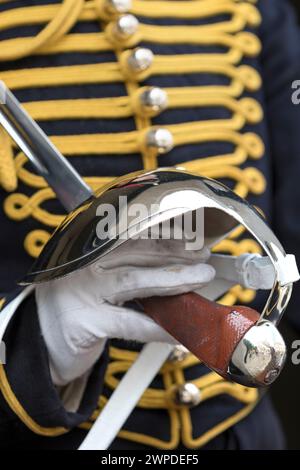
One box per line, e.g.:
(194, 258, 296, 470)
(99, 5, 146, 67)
(0, 1, 260, 40)
(0, 62, 262, 89)
(0, 29, 261, 59)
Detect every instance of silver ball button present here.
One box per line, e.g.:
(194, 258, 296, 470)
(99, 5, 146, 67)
(127, 47, 154, 72)
(114, 14, 139, 39)
(174, 383, 201, 407)
(145, 127, 174, 154)
(140, 87, 168, 114)
(105, 0, 132, 14)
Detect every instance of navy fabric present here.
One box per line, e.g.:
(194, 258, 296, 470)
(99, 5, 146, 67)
(259, 0, 300, 330)
(0, 394, 285, 450)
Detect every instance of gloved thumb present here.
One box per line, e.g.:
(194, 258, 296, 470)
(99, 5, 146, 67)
(96, 263, 216, 305)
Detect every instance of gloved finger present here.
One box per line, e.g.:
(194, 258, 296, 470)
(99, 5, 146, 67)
(96, 238, 210, 269)
(96, 263, 215, 304)
(100, 304, 178, 344)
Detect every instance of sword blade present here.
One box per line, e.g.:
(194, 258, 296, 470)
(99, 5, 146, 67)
(0, 82, 92, 212)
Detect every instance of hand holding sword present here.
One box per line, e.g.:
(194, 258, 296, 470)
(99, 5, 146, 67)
(0, 81, 298, 449)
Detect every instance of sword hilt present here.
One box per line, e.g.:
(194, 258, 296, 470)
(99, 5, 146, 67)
(140, 292, 286, 387)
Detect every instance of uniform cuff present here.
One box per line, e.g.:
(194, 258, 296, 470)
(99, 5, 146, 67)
(0, 293, 109, 436)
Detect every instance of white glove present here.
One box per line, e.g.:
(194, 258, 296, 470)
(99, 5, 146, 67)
(36, 239, 215, 386)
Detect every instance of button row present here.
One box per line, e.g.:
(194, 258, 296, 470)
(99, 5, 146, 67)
(101, 4, 173, 153)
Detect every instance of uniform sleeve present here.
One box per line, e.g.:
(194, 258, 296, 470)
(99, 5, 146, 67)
(259, 0, 300, 329)
(0, 290, 109, 445)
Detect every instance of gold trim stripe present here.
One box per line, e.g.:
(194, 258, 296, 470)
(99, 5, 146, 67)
(0, 60, 261, 90)
(0, 29, 260, 59)
(0, 1, 260, 32)
(0, 364, 68, 436)
(22, 93, 262, 123)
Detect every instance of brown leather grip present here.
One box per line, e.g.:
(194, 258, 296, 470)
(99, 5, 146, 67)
(140, 292, 260, 379)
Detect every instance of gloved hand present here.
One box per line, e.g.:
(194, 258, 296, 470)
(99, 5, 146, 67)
(36, 239, 215, 386)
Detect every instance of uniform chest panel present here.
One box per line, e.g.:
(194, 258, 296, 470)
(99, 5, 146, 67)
(0, 0, 268, 302)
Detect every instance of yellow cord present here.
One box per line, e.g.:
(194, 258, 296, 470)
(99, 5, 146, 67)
(0, 0, 84, 61)
(0, 127, 16, 192)
(0, 364, 68, 436)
